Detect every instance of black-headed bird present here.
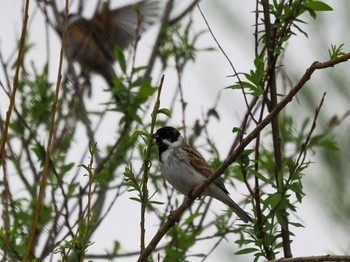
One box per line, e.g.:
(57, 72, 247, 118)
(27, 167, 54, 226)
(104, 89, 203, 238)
(152, 126, 253, 223)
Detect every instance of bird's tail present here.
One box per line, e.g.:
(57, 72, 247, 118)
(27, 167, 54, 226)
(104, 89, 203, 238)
(224, 197, 253, 223)
(210, 187, 253, 223)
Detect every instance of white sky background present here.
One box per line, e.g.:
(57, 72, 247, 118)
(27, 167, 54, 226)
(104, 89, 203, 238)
(0, 0, 349, 261)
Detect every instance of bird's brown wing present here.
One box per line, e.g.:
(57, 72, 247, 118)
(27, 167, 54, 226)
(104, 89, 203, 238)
(91, 0, 159, 55)
(66, 17, 111, 66)
(182, 145, 230, 194)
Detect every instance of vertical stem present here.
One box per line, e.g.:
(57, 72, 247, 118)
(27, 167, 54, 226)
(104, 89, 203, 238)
(254, 97, 275, 258)
(79, 143, 96, 262)
(0, 9, 31, 258)
(1, 164, 10, 262)
(0, 0, 31, 259)
(24, 0, 69, 260)
(261, 0, 292, 258)
(140, 75, 165, 252)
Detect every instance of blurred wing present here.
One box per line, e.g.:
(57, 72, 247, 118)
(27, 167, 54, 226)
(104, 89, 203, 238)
(92, 0, 159, 56)
(66, 17, 112, 64)
(183, 145, 230, 194)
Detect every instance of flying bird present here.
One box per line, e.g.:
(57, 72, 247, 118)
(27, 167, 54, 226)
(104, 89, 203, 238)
(63, 0, 159, 99)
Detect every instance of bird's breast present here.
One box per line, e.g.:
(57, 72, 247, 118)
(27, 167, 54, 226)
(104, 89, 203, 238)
(159, 148, 206, 195)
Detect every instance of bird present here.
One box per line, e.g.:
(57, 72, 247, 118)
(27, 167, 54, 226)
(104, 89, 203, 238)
(152, 126, 253, 223)
(64, 0, 159, 100)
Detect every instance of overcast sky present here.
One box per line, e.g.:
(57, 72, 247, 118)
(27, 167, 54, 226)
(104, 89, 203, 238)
(0, 0, 349, 261)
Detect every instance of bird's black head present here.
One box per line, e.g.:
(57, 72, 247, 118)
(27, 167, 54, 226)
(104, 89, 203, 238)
(152, 126, 181, 159)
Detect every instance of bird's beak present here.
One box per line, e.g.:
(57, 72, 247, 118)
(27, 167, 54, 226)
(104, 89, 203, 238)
(151, 133, 158, 139)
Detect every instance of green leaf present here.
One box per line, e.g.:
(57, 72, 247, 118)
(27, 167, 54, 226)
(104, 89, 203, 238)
(235, 247, 259, 255)
(276, 212, 287, 229)
(114, 47, 127, 73)
(181, 213, 201, 226)
(129, 131, 142, 144)
(112, 76, 124, 92)
(251, 170, 273, 185)
(129, 197, 142, 203)
(225, 84, 243, 90)
(306, 1, 333, 12)
(241, 80, 258, 90)
(88, 141, 97, 155)
(157, 108, 172, 117)
(61, 162, 75, 174)
(112, 240, 120, 254)
(274, 240, 284, 249)
(79, 164, 89, 172)
(264, 233, 276, 246)
(149, 200, 164, 205)
(328, 43, 345, 60)
(289, 182, 305, 203)
(310, 134, 339, 150)
(136, 84, 157, 102)
(231, 127, 243, 137)
(320, 140, 339, 150)
(290, 221, 305, 228)
(133, 66, 148, 73)
(237, 150, 253, 167)
(265, 193, 282, 210)
(31, 143, 46, 162)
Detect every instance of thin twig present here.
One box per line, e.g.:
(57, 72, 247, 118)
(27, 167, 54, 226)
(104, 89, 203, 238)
(0, 0, 30, 259)
(144, 0, 174, 79)
(79, 143, 96, 262)
(174, 57, 187, 139)
(287, 93, 327, 184)
(197, 4, 253, 122)
(168, 0, 201, 26)
(0, 0, 30, 167)
(140, 75, 165, 252)
(24, 0, 69, 259)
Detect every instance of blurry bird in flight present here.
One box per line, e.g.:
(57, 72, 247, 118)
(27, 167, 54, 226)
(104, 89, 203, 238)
(62, 0, 159, 100)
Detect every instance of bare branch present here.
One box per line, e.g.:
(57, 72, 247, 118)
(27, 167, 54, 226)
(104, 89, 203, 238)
(270, 255, 350, 262)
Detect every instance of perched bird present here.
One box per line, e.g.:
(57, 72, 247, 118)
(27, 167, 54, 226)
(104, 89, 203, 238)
(152, 126, 253, 223)
(64, 0, 159, 99)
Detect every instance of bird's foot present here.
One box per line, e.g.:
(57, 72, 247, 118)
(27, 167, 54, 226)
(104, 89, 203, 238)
(187, 188, 201, 201)
(168, 210, 180, 224)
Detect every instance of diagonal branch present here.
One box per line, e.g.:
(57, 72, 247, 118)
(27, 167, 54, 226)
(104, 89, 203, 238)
(137, 53, 350, 262)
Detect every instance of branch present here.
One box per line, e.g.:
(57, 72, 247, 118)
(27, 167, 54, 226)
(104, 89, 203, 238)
(197, 5, 252, 121)
(0, 0, 30, 260)
(0, 0, 30, 166)
(270, 255, 350, 262)
(168, 0, 201, 26)
(261, 0, 291, 257)
(137, 53, 350, 262)
(140, 75, 165, 252)
(24, 0, 69, 259)
(143, 0, 174, 79)
(287, 93, 326, 184)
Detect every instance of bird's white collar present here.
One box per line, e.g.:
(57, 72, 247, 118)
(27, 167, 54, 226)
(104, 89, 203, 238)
(163, 135, 184, 148)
